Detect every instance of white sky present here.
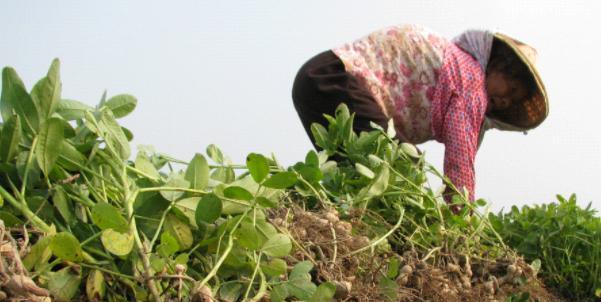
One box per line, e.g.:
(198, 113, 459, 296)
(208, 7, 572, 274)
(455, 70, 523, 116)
(1, 0, 599, 213)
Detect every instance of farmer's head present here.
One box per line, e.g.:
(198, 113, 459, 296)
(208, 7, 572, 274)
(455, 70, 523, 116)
(485, 38, 537, 120)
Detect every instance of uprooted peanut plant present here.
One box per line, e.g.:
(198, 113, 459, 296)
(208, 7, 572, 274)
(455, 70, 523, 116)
(0, 59, 593, 302)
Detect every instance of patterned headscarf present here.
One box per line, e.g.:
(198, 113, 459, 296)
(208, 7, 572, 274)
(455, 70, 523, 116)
(452, 30, 494, 72)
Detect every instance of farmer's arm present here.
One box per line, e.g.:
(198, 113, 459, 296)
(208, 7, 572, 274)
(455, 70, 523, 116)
(441, 95, 484, 203)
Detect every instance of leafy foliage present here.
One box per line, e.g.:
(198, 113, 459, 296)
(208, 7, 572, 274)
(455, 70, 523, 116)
(492, 194, 601, 301)
(0, 60, 306, 301)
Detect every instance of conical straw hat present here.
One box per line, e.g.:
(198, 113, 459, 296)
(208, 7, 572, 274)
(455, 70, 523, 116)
(492, 33, 549, 129)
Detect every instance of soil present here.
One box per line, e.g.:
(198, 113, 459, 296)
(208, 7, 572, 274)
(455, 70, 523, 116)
(269, 206, 563, 302)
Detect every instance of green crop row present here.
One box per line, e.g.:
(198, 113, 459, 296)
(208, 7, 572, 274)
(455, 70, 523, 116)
(491, 194, 601, 301)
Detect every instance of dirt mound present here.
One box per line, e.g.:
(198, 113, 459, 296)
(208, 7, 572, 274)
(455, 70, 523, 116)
(269, 207, 562, 302)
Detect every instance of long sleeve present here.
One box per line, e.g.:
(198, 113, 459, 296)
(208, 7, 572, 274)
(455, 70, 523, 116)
(441, 94, 484, 202)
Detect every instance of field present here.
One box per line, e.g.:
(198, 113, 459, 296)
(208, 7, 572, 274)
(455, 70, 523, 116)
(0, 60, 599, 301)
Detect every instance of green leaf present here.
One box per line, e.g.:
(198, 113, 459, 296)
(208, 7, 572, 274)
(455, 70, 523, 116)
(256, 196, 277, 208)
(160, 176, 190, 202)
(175, 197, 200, 225)
(255, 219, 278, 242)
(122, 126, 134, 141)
(31, 58, 61, 121)
(195, 193, 222, 224)
(246, 153, 269, 183)
(287, 261, 316, 300)
(57, 140, 87, 171)
(378, 276, 398, 301)
(400, 143, 420, 158)
(298, 166, 323, 183)
(86, 270, 106, 301)
(1, 67, 39, 133)
(206, 144, 224, 163)
(23, 235, 53, 270)
(386, 119, 396, 138)
(219, 175, 282, 210)
(157, 232, 179, 257)
(101, 229, 134, 256)
(305, 150, 319, 167)
(262, 233, 292, 257)
(56, 99, 93, 120)
(25, 195, 54, 221)
(48, 267, 82, 302)
(211, 167, 235, 183)
(91, 202, 129, 233)
(356, 165, 389, 202)
(97, 109, 130, 160)
(0, 211, 23, 227)
(50, 232, 83, 262)
(262, 172, 297, 189)
(310, 123, 329, 150)
(104, 94, 137, 118)
(165, 214, 193, 250)
(261, 258, 287, 277)
(270, 284, 289, 302)
(57, 117, 75, 138)
(290, 261, 313, 279)
(53, 186, 76, 226)
(219, 282, 243, 302)
(174, 253, 189, 265)
(335, 103, 350, 122)
(309, 282, 336, 302)
(357, 131, 380, 149)
(150, 254, 166, 272)
(0, 114, 21, 162)
(386, 257, 400, 279)
(36, 117, 64, 176)
(99, 90, 108, 105)
(235, 222, 261, 250)
(83, 110, 100, 133)
(185, 153, 209, 190)
(135, 151, 160, 180)
(475, 198, 487, 207)
(530, 259, 541, 276)
(355, 163, 375, 179)
(224, 186, 254, 201)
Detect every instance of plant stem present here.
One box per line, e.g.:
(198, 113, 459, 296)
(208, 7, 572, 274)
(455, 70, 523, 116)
(126, 165, 160, 181)
(20, 137, 38, 197)
(138, 186, 207, 195)
(0, 185, 51, 233)
(249, 271, 267, 302)
(121, 166, 162, 302)
(79, 263, 135, 280)
(243, 252, 263, 301)
(148, 199, 176, 250)
(198, 210, 249, 288)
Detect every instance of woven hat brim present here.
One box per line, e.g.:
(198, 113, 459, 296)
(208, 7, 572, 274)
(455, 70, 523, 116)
(493, 33, 549, 130)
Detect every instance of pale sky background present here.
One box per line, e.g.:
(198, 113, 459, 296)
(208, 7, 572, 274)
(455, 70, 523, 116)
(1, 1, 599, 213)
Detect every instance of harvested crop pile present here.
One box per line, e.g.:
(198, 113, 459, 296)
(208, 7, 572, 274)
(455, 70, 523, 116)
(0, 59, 568, 301)
(269, 206, 559, 302)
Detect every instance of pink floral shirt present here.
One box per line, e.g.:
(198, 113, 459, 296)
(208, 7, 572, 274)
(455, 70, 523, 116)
(332, 25, 488, 201)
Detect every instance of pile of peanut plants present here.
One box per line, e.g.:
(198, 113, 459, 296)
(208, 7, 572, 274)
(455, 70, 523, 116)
(0, 59, 561, 301)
